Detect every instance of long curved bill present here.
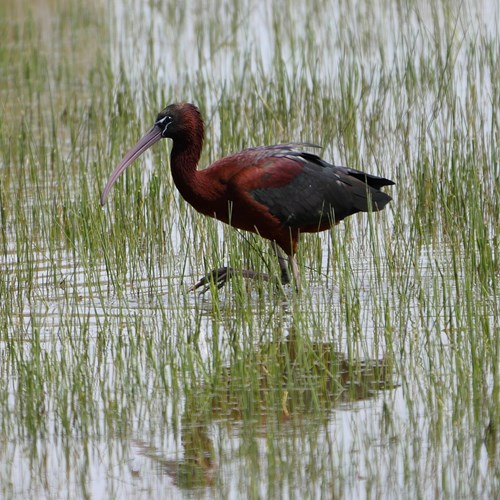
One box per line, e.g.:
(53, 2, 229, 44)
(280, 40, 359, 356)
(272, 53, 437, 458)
(100, 125, 163, 206)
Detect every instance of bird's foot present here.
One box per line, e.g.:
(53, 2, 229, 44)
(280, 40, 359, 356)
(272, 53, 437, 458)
(191, 267, 232, 293)
(191, 267, 270, 294)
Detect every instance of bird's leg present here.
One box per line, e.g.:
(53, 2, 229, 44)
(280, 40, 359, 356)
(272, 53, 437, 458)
(191, 267, 271, 293)
(191, 244, 299, 294)
(190, 267, 231, 293)
(273, 243, 291, 284)
(288, 254, 300, 291)
(274, 244, 300, 290)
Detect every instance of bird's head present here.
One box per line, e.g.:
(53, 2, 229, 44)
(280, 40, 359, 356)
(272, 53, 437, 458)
(153, 102, 203, 139)
(100, 102, 203, 206)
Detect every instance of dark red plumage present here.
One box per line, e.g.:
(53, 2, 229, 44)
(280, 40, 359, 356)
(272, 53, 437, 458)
(101, 102, 394, 290)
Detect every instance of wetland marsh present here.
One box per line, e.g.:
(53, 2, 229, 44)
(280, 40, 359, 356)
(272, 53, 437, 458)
(0, 0, 498, 498)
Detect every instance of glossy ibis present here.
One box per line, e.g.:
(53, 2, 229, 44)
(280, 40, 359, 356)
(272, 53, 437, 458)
(101, 102, 394, 291)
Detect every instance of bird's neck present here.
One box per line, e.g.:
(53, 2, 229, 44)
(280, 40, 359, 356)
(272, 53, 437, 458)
(170, 137, 209, 209)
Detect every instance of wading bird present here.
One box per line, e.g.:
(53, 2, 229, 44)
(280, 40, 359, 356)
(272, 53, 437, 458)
(101, 102, 394, 291)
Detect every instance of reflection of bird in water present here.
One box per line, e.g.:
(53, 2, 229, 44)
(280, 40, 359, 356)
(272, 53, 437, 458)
(132, 428, 216, 490)
(129, 335, 395, 490)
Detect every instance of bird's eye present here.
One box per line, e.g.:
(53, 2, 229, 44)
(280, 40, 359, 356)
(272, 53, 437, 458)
(155, 114, 173, 127)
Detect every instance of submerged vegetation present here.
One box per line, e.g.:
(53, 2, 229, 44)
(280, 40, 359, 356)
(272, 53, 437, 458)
(0, 0, 498, 498)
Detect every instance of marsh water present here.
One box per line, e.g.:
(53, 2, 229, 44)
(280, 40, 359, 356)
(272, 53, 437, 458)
(0, 0, 498, 498)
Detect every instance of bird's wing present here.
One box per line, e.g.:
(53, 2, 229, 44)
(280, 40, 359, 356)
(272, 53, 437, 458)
(226, 145, 393, 228)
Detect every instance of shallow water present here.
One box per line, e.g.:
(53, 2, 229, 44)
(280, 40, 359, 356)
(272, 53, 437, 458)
(0, 0, 498, 498)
